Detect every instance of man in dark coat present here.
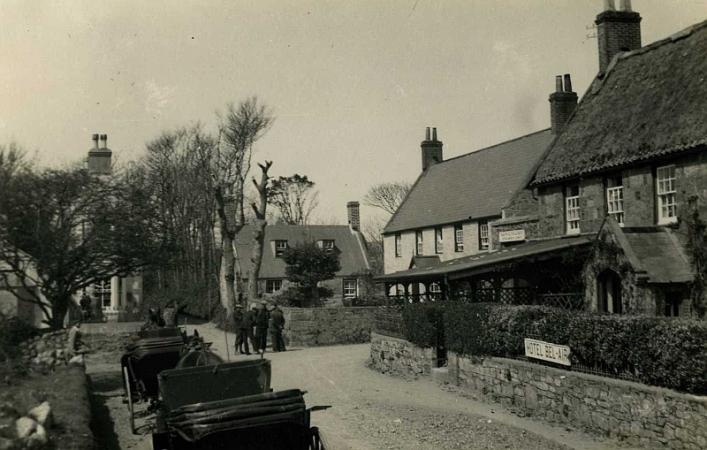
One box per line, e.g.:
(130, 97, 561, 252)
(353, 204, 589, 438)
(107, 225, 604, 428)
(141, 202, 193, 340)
(270, 305, 286, 352)
(254, 301, 270, 354)
(234, 304, 251, 355)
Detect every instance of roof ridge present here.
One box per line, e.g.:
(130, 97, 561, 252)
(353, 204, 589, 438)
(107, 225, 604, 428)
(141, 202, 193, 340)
(435, 128, 551, 166)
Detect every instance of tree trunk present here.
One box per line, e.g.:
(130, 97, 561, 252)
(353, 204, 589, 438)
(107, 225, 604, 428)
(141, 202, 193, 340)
(247, 161, 272, 303)
(215, 187, 236, 316)
(49, 293, 71, 330)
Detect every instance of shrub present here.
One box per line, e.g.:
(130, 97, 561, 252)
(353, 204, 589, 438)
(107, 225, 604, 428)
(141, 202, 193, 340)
(270, 286, 332, 308)
(372, 306, 405, 339)
(401, 303, 445, 349)
(444, 303, 707, 394)
(0, 313, 37, 362)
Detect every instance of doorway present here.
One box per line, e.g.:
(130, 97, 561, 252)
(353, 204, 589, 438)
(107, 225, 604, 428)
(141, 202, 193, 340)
(597, 270, 622, 314)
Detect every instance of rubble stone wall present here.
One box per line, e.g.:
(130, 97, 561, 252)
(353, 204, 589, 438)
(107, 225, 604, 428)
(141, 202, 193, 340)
(281, 307, 377, 347)
(449, 353, 707, 450)
(368, 332, 435, 377)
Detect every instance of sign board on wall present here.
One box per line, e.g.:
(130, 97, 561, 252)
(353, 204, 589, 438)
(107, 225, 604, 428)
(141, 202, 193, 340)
(524, 338, 571, 366)
(499, 229, 526, 243)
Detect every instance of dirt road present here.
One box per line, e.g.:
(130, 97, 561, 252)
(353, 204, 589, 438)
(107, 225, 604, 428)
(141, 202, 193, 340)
(86, 323, 626, 449)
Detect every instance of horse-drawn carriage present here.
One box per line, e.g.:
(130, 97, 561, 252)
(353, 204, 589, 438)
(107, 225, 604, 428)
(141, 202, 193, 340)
(121, 326, 328, 449)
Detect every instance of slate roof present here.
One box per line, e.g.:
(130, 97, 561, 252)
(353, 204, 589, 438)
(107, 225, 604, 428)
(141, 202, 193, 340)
(384, 129, 553, 234)
(234, 224, 370, 279)
(603, 220, 693, 284)
(533, 20, 707, 185)
(376, 235, 591, 281)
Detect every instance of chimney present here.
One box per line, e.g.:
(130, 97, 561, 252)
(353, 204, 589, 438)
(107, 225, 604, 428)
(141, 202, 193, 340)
(347, 201, 360, 231)
(549, 74, 578, 135)
(421, 127, 443, 171)
(595, 0, 641, 73)
(87, 133, 113, 176)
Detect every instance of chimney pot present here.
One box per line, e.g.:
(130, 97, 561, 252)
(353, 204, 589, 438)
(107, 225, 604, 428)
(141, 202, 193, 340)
(619, 0, 632, 11)
(425, 127, 431, 141)
(603, 0, 616, 11)
(432, 127, 437, 141)
(563, 74, 573, 93)
(99, 134, 107, 149)
(555, 75, 563, 93)
(92, 134, 99, 149)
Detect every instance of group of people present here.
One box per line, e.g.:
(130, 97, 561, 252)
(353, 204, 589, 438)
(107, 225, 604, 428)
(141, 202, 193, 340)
(233, 301, 286, 355)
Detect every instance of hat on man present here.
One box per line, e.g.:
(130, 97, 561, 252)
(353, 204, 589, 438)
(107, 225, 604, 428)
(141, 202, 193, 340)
(235, 304, 243, 308)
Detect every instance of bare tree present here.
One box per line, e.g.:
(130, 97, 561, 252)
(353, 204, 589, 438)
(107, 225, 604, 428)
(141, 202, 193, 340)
(214, 97, 274, 313)
(363, 181, 412, 215)
(267, 174, 319, 225)
(247, 161, 273, 302)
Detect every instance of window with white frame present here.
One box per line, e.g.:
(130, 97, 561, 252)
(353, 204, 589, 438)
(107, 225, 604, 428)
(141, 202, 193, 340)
(265, 279, 282, 294)
(454, 224, 464, 252)
(394, 233, 401, 257)
(429, 282, 442, 300)
(434, 227, 443, 254)
(606, 176, 624, 225)
(415, 230, 423, 255)
(321, 240, 335, 251)
(478, 221, 489, 250)
(565, 185, 581, 234)
(93, 278, 112, 309)
(275, 240, 288, 257)
(343, 279, 357, 298)
(656, 165, 677, 224)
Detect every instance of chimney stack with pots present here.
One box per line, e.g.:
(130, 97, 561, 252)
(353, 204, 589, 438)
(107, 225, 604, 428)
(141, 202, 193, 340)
(347, 201, 360, 231)
(421, 127, 443, 171)
(87, 133, 113, 175)
(595, 0, 641, 73)
(549, 74, 578, 135)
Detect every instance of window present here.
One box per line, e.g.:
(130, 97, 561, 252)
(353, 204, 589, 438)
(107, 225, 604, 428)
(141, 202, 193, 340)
(275, 240, 288, 257)
(454, 224, 464, 252)
(478, 221, 489, 250)
(429, 282, 442, 301)
(565, 185, 580, 235)
(394, 233, 401, 257)
(656, 165, 677, 224)
(434, 227, 443, 254)
(322, 240, 335, 251)
(606, 176, 624, 225)
(415, 230, 423, 256)
(93, 278, 112, 309)
(343, 279, 357, 298)
(265, 279, 282, 294)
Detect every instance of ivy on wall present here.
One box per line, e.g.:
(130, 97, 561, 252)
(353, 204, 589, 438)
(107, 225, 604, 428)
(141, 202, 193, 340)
(685, 196, 707, 318)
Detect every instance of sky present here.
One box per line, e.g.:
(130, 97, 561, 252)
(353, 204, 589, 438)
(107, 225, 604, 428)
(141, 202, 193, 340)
(1, 0, 705, 228)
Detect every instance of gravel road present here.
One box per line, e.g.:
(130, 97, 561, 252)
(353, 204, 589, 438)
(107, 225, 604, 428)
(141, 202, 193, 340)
(85, 322, 626, 449)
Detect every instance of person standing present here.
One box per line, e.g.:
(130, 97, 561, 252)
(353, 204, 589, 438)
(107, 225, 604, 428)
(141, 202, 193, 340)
(254, 301, 270, 354)
(234, 304, 251, 355)
(270, 304, 286, 352)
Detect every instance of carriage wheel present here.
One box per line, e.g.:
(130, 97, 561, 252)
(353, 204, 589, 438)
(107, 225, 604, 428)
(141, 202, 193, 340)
(123, 366, 136, 434)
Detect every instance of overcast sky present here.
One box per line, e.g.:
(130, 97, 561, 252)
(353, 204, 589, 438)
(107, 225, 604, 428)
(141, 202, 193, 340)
(1, 0, 705, 227)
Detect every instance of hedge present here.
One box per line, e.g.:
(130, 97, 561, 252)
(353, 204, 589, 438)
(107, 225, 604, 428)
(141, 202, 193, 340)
(444, 303, 707, 395)
(401, 303, 445, 349)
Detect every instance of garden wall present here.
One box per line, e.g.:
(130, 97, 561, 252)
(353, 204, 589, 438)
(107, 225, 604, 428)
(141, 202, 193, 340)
(369, 331, 435, 377)
(450, 353, 707, 450)
(370, 334, 707, 449)
(281, 306, 377, 346)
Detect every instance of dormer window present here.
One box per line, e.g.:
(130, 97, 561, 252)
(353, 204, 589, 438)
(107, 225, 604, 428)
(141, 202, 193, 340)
(275, 240, 288, 257)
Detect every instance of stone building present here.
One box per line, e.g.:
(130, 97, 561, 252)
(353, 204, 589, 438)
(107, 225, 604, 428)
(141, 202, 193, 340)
(234, 202, 372, 304)
(377, 3, 707, 318)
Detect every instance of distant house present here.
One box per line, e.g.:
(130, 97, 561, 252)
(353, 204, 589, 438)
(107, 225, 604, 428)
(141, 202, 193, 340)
(84, 134, 143, 318)
(0, 251, 50, 328)
(234, 202, 372, 304)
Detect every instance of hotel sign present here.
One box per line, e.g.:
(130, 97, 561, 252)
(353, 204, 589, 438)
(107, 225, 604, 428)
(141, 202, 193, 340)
(498, 229, 526, 243)
(524, 338, 571, 366)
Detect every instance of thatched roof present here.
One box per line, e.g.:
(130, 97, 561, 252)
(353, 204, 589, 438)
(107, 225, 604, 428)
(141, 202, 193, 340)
(532, 19, 707, 185)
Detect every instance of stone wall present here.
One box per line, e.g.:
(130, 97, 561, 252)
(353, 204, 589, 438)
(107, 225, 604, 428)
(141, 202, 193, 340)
(282, 307, 377, 347)
(448, 353, 707, 450)
(369, 332, 435, 377)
